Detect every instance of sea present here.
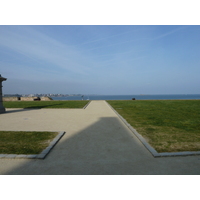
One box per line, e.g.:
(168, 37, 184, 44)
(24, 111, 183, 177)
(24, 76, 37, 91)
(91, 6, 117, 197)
(52, 94, 200, 101)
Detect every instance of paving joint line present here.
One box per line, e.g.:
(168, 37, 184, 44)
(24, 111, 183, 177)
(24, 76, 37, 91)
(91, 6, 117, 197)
(106, 101, 200, 158)
(0, 131, 65, 159)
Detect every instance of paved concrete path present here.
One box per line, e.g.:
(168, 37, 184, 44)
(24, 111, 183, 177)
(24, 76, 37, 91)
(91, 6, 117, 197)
(0, 100, 200, 175)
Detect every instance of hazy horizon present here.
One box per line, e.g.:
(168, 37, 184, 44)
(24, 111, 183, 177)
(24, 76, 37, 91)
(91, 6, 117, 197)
(1, 25, 200, 95)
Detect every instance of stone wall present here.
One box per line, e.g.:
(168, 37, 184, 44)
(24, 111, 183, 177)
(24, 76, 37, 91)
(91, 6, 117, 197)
(3, 96, 52, 101)
(40, 96, 53, 101)
(3, 97, 20, 101)
(20, 97, 35, 101)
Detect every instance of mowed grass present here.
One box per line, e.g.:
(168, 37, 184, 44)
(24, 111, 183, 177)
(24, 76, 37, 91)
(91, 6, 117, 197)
(0, 131, 58, 154)
(3, 100, 89, 109)
(107, 100, 200, 153)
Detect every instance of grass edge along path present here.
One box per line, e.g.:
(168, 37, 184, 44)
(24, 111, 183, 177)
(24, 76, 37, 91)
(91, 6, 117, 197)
(0, 131, 59, 154)
(107, 100, 200, 153)
(3, 100, 90, 109)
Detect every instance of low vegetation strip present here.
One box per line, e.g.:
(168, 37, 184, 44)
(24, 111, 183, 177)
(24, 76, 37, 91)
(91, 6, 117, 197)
(3, 100, 89, 109)
(107, 100, 200, 153)
(0, 131, 59, 154)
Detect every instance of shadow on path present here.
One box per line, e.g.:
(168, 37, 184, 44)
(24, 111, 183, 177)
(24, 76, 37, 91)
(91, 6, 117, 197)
(2, 102, 74, 114)
(3, 116, 200, 175)
(4, 109, 41, 114)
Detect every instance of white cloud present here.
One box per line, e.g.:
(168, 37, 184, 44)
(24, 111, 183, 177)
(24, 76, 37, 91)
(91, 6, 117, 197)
(1, 25, 200, 95)
(152, 26, 187, 40)
(0, 26, 95, 76)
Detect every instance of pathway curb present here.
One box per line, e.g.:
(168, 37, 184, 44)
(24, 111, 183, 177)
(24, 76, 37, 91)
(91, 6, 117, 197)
(106, 101, 200, 157)
(83, 101, 91, 109)
(0, 131, 65, 159)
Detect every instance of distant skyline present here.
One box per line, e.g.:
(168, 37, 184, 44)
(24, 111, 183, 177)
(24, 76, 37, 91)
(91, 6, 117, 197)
(1, 25, 200, 95)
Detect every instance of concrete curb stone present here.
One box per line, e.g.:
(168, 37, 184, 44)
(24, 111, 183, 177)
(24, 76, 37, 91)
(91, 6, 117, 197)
(83, 101, 91, 109)
(106, 101, 200, 158)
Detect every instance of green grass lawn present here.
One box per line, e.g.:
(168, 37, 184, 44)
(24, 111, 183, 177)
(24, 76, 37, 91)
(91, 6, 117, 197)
(3, 100, 89, 109)
(0, 131, 58, 154)
(107, 100, 200, 153)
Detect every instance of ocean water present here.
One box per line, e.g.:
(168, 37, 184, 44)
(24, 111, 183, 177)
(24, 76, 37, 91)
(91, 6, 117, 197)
(52, 94, 200, 101)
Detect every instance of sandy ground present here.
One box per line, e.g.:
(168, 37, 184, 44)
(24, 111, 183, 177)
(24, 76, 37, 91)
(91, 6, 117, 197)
(0, 100, 200, 175)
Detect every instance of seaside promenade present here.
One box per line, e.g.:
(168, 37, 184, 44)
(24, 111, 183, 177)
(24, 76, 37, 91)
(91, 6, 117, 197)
(0, 100, 200, 175)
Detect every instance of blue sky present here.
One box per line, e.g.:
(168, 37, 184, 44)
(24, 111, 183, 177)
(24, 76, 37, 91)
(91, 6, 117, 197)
(0, 25, 200, 95)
